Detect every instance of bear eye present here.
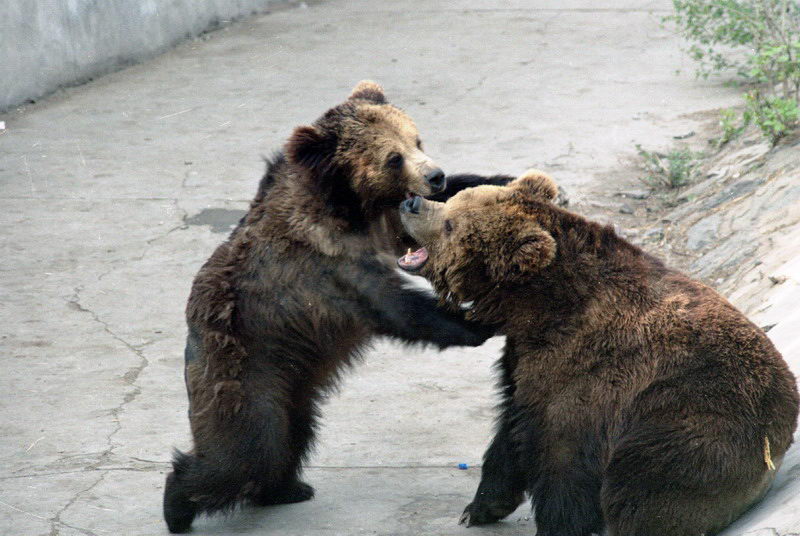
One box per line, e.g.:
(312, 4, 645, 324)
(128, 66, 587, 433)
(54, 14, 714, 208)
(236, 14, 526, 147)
(416, 138, 423, 150)
(444, 219, 453, 234)
(386, 152, 404, 169)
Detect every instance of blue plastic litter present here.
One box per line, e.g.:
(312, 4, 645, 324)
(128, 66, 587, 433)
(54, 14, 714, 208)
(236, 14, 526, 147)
(457, 463, 469, 470)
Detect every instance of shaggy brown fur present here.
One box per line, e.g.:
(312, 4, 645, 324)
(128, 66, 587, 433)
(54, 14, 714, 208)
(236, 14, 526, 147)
(162, 82, 496, 533)
(398, 171, 799, 536)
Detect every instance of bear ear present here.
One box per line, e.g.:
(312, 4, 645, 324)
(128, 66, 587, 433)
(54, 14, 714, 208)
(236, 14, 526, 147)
(348, 80, 387, 104)
(509, 168, 558, 202)
(285, 125, 336, 172)
(490, 227, 556, 282)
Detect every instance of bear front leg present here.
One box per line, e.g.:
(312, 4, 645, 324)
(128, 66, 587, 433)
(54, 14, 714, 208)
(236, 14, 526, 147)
(381, 291, 493, 348)
(337, 258, 494, 348)
(373, 289, 493, 348)
(460, 410, 526, 526)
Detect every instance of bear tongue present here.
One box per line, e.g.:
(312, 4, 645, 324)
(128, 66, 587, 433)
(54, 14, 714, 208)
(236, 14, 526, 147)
(397, 247, 428, 271)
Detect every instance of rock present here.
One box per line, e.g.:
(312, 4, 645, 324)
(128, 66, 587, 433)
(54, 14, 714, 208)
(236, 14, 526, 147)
(685, 214, 721, 251)
(703, 180, 762, 210)
(690, 240, 756, 281)
(740, 529, 789, 536)
(588, 200, 618, 210)
(718, 143, 770, 169)
(644, 227, 664, 242)
(619, 204, 634, 215)
(556, 185, 569, 207)
(706, 166, 729, 180)
(615, 189, 650, 200)
(615, 226, 639, 239)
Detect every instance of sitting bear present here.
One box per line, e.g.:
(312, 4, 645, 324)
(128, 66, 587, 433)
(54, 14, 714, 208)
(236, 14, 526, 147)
(163, 81, 498, 533)
(397, 170, 799, 536)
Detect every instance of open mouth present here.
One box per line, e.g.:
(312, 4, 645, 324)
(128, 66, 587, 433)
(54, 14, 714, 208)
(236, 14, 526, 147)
(397, 247, 428, 271)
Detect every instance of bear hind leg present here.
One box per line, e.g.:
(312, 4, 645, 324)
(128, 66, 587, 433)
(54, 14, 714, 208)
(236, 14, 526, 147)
(164, 447, 266, 532)
(163, 451, 198, 533)
(252, 386, 318, 507)
(603, 469, 776, 536)
(602, 412, 777, 536)
(164, 390, 299, 531)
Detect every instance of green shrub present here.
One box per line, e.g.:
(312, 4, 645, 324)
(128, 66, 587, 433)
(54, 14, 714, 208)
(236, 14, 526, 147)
(744, 91, 800, 144)
(715, 108, 746, 146)
(667, 0, 800, 144)
(668, 0, 761, 78)
(636, 145, 702, 189)
(747, 35, 800, 103)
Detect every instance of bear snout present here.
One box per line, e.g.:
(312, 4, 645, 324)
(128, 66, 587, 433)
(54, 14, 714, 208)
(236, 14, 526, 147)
(424, 168, 446, 193)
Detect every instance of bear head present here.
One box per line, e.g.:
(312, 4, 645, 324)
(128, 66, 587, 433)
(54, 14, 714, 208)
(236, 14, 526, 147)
(285, 80, 445, 228)
(397, 169, 559, 309)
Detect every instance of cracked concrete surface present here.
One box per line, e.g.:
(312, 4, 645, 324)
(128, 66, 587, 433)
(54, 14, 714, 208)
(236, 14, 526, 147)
(3, 0, 784, 534)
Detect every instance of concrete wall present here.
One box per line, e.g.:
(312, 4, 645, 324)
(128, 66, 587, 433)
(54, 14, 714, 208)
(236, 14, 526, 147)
(0, 0, 290, 112)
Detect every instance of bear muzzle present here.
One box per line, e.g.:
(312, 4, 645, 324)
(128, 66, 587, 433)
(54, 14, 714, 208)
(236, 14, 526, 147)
(401, 195, 423, 214)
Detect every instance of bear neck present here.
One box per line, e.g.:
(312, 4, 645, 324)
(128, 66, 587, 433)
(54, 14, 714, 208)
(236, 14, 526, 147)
(294, 155, 404, 234)
(259, 167, 405, 258)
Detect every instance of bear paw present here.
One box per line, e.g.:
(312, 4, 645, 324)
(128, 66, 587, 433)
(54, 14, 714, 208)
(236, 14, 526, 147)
(163, 471, 197, 533)
(459, 497, 519, 527)
(253, 480, 315, 506)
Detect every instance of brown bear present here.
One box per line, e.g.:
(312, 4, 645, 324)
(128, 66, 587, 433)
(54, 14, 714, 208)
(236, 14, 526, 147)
(397, 170, 799, 536)
(162, 81, 499, 533)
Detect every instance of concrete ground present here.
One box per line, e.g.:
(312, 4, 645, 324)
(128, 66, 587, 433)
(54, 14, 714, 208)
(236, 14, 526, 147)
(0, 1, 745, 535)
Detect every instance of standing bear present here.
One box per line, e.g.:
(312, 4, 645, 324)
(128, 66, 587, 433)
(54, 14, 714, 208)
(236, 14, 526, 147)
(163, 82, 496, 533)
(397, 170, 799, 536)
